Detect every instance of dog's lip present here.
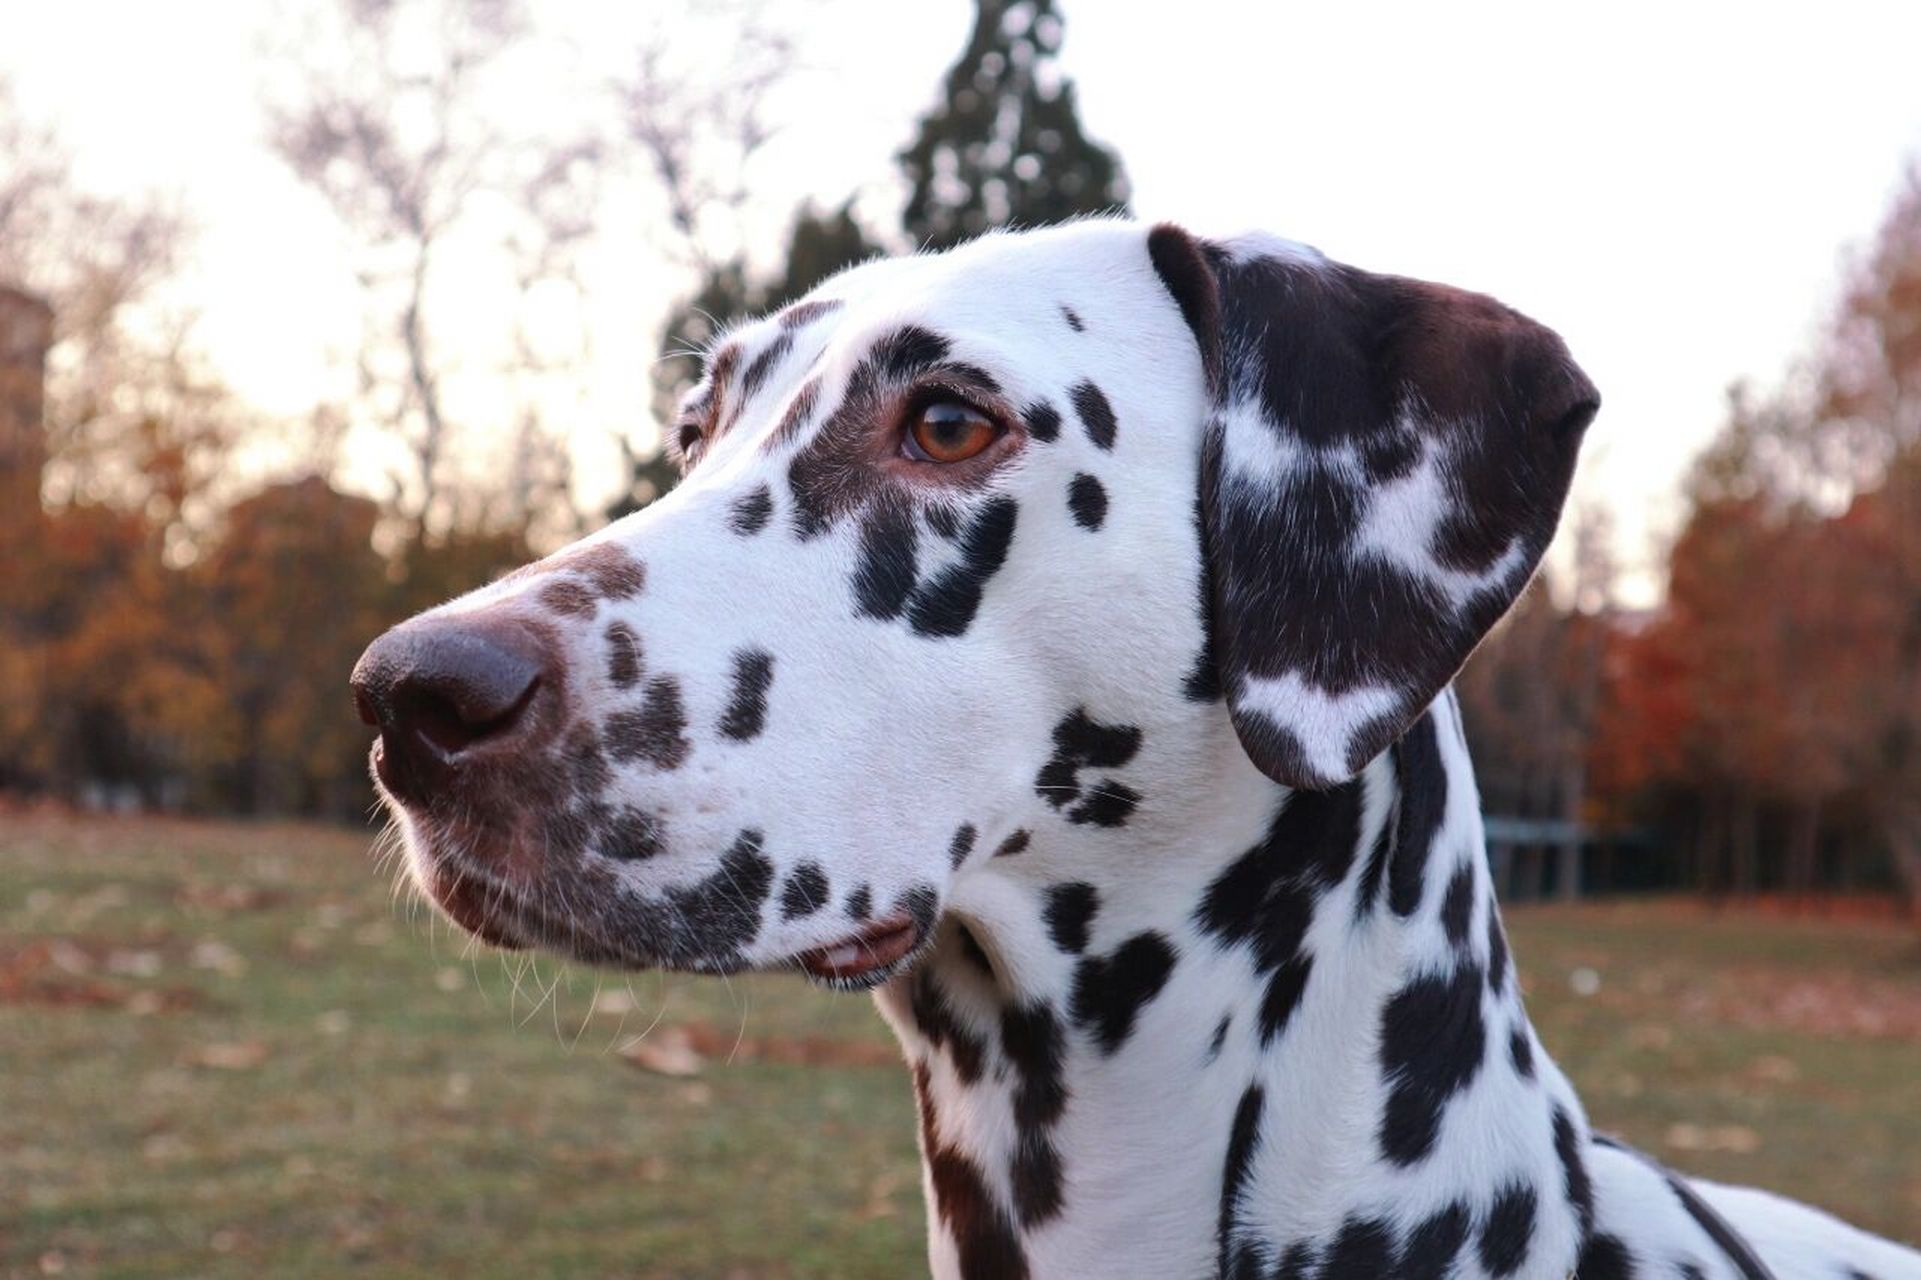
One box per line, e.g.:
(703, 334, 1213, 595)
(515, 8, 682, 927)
(794, 916, 920, 981)
(416, 859, 529, 951)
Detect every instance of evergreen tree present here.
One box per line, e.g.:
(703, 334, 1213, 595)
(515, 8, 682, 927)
(899, 0, 1129, 251)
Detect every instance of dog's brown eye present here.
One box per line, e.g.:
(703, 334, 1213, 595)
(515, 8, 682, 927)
(905, 401, 999, 464)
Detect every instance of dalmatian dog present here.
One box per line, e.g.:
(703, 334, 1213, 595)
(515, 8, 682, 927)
(351, 220, 1921, 1279)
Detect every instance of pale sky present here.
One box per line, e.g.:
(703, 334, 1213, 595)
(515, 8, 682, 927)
(6, 0, 1921, 601)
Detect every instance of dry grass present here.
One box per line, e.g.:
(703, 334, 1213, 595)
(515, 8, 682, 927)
(2, 812, 1917, 1277)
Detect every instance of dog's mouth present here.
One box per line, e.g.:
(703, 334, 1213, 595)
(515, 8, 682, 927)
(792, 916, 922, 984)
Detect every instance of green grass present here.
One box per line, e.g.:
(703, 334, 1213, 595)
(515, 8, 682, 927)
(2, 814, 1917, 1277)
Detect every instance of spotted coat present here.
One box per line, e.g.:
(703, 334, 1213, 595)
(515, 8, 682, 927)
(362, 220, 1921, 1280)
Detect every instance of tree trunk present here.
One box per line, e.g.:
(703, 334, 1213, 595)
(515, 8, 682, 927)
(1730, 792, 1759, 897)
(1887, 817, 1921, 922)
(1787, 798, 1822, 902)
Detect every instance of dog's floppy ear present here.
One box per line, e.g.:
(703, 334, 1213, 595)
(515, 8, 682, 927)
(1149, 224, 1598, 790)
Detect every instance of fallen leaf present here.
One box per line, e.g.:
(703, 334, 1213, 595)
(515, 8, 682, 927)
(185, 1041, 270, 1070)
(618, 1026, 705, 1077)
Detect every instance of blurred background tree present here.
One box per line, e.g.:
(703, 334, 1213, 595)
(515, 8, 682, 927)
(618, 0, 1126, 517)
(2, 1, 1920, 921)
(898, 0, 1128, 251)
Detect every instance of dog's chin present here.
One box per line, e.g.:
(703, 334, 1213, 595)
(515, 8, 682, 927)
(405, 835, 931, 990)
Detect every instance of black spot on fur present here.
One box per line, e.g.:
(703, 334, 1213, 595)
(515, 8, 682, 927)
(846, 883, 872, 922)
(1441, 863, 1475, 948)
(899, 883, 941, 939)
(1181, 497, 1224, 703)
(1000, 1001, 1068, 1227)
(1400, 1202, 1470, 1280)
(854, 504, 919, 619)
(1068, 778, 1140, 827)
(1678, 1265, 1707, 1280)
(1509, 1025, 1536, 1077)
(1207, 1014, 1232, 1061)
(1035, 708, 1142, 822)
(913, 1063, 1029, 1280)
(738, 331, 794, 405)
(1321, 1217, 1396, 1280)
(910, 969, 987, 1084)
(1354, 776, 1395, 918)
(1553, 1105, 1593, 1232)
(718, 649, 774, 741)
(1024, 400, 1061, 443)
(599, 806, 664, 862)
(1273, 1242, 1316, 1280)
(1218, 1083, 1265, 1279)
(926, 503, 961, 540)
(1390, 713, 1447, 916)
(605, 622, 642, 689)
(948, 823, 979, 869)
(907, 496, 1018, 638)
(539, 578, 595, 617)
(780, 862, 829, 920)
(569, 544, 647, 598)
(1478, 1182, 1537, 1276)
(1042, 882, 1099, 954)
(1573, 1233, 1636, 1280)
(1070, 380, 1117, 450)
(1070, 931, 1175, 1054)
(1066, 472, 1108, 530)
(777, 298, 842, 329)
(1196, 783, 1363, 1044)
(1378, 963, 1486, 1165)
(993, 829, 1031, 858)
(596, 828, 771, 968)
(1060, 304, 1084, 332)
(1488, 907, 1510, 992)
(729, 485, 773, 535)
(606, 676, 691, 770)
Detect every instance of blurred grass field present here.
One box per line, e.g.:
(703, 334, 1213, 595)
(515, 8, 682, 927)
(3, 812, 1918, 1278)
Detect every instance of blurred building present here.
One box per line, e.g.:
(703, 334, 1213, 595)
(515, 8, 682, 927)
(0, 284, 52, 513)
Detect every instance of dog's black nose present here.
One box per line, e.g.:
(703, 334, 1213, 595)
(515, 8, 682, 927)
(350, 612, 554, 803)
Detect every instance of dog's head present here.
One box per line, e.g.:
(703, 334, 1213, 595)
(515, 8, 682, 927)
(351, 220, 1595, 987)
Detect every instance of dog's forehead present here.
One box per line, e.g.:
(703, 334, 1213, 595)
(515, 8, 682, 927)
(712, 220, 1168, 393)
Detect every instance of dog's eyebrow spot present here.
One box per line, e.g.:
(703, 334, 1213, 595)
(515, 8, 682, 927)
(739, 332, 795, 406)
(1071, 381, 1118, 450)
(777, 298, 843, 329)
(767, 376, 823, 451)
(993, 829, 1031, 858)
(1067, 473, 1108, 530)
(729, 485, 773, 536)
(717, 649, 775, 742)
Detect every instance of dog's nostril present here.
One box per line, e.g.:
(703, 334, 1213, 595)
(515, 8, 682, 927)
(350, 613, 555, 801)
(398, 675, 541, 756)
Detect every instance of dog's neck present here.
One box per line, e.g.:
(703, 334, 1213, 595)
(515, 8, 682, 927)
(874, 692, 1593, 1280)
